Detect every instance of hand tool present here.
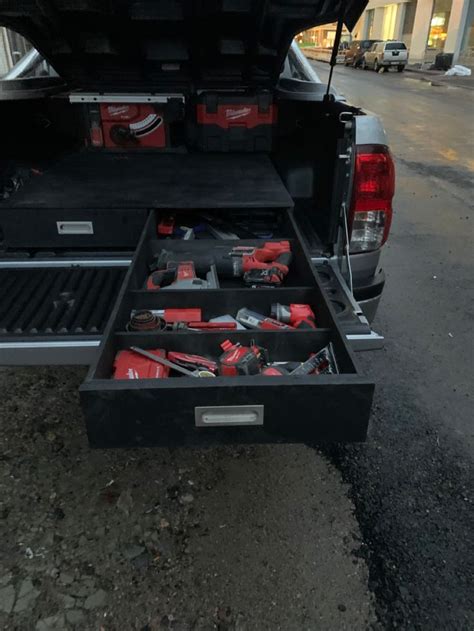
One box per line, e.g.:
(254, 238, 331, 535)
(167, 351, 218, 373)
(144, 308, 202, 323)
(149, 241, 292, 288)
(271, 303, 317, 329)
(218, 339, 267, 376)
(236, 308, 294, 331)
(168, 321, 237, 331)
(113, 349, 170, 380)
(130, 347, 216, 378)
(209, 315, 246, 330)
(146, 261, 219, 290)
(289, 343, 338, 376)
(128, 308, 202, 330)
(127, 309, 236, 331)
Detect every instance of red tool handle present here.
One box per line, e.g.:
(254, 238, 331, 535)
(163, 308, 202, 323)
(188, 322, 237, 329)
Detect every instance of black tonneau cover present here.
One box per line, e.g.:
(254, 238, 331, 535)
(0, 0, 367, 92)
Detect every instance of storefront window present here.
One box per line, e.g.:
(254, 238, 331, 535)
(428, 0, 452, 49)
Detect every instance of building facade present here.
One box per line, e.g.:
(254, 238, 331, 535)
(352, 0, 474, 65)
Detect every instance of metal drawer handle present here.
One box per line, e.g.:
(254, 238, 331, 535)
(57, 221, 94, 235)
(195, 405, 264, 427)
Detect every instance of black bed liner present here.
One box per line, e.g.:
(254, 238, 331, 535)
(4, 152, 293, 210)
(0, 266, 126, 337)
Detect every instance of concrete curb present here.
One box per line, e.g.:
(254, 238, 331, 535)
(404, 69, 474, 90)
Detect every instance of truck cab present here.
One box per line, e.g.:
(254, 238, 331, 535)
(0, 1, 394, 446)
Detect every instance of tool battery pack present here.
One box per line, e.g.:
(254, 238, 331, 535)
(195, 91, 277, 152)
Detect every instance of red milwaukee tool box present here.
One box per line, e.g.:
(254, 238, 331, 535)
(195, 91, 277, 152)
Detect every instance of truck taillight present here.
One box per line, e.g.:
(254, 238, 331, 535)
(349, 145, 395, 253)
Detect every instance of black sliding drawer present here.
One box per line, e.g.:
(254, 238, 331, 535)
(80, 209, 374, 447)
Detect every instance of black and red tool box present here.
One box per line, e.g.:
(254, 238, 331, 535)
(195, 91, 277, 152)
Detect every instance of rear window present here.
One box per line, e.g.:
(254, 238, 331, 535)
(360, 40, 375, 49)
(385, 42, 407, 50)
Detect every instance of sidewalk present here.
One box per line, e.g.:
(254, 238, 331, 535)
(405, 64, 474, 90)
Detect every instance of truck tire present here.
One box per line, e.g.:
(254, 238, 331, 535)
(362, 58, 368, 70)
(397, 65, 405, 72)
(374, 59, 379, 72)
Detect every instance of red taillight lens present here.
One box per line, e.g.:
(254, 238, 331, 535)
(349, 145, 395, 253)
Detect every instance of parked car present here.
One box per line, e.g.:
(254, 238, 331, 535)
(362, 41, 408, 72)
(344, 39, 381, 67)
(0, 2, 394, 446)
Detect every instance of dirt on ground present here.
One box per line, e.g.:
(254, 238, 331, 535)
(0, 366, 374, 631)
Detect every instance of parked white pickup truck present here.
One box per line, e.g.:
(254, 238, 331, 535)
(362, 41, 408, 72)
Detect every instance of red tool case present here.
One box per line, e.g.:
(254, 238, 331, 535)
(195, 91, 277, 152)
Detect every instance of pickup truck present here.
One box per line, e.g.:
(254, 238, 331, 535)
(0, 1, 394, 447)
(362, 41, 409, 72)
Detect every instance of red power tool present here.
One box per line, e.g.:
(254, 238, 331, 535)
(271, 303, 317, 329)
(236, 308, 294, 331)
(229, 242, 292, 286)
(218, 339, 267, 376)
(149, 241, 292, 288)
(146, 261, 219, 290)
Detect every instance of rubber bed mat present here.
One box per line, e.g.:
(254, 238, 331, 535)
(0, 266, 125, 336)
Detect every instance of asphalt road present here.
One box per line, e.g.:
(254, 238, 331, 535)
(0, 65, 473, 630)
(311, 60, 474, 628)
